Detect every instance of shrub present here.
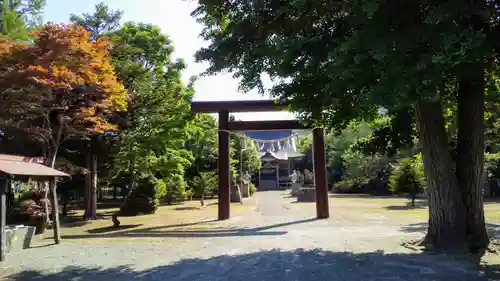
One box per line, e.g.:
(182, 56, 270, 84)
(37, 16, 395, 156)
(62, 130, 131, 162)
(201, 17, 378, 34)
(186, 189, 195, 201)
(8, 190, 51, 234)
(334, 179, 359, 193)
(485, 153, 500, 178)
(191, 172, 217, 206)
(120, 174, 163, 216)
(249, 183, 257, 196)
(388, 156, 425, 206)
(165, 174, 187, 204)
(342, 151, 390, 187)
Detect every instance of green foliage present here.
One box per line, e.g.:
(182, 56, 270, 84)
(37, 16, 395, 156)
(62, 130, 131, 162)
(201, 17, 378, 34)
(249, 182, 257, 196)
(296, 120, 392, 191)
(1, 0, 44, 40)
(485, 153, 500, 178)
(352, 111, 416, 157)
(108, 22, 195, 186)
(335, 180, 359, 194)
(192, 0, 495, 129)
(120, 173, 163, 215)
(296, 121, 380, 185)
(165, 174, 187, 204)
(184, 114, 218, 183)
(70, 2, 123, 40)
(11, 180, 36, 199)
(231, 133, 261, 179)
(388, 156, 425, 206)
(185, 189, 195, 201)
(191, 171, 217, 199)
(297, 136, 312, 154)
(340, 150, 390, 188)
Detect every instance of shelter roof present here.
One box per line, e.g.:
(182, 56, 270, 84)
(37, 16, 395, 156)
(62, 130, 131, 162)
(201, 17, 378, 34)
(0, 154, 44, 164)
(0, 156, 69, 179)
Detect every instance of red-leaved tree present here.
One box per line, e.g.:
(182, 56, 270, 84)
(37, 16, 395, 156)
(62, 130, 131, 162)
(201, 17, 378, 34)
(0, 23, 127, 167)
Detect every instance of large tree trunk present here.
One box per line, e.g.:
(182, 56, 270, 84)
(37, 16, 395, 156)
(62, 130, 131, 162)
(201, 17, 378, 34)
(456, 66, 489, 254)
(83, 153, 98, 220)
(415, 100, 467, 252)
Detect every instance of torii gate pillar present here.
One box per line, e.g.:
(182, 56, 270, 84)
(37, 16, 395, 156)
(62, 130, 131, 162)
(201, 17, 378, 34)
(313, 128, 329, 218)
(192, 100, 330, 221)
(218, 110, 231, 220)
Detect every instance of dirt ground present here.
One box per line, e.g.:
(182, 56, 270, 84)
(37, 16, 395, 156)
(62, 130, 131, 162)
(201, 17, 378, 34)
(2, 191, 500, 280)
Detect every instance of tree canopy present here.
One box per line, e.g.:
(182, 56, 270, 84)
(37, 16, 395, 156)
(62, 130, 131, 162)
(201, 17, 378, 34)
(107, 22, 195, 189)
(69, 2, 123, 41)
(192, 0, 500, 254)
(0, 23, 127, 166)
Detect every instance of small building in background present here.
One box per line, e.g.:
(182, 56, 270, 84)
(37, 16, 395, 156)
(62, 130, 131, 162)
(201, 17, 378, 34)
(245, 130, 305, 190)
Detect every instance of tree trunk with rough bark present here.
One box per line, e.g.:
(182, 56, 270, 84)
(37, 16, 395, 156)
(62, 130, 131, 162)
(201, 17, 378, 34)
(415, 100, 468, 252)
(456, 66, 489, 254)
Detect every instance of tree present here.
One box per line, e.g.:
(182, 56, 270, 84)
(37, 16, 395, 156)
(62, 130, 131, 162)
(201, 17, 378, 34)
(0, 23, 127, 222)
(0, 24, 127, 168)
(118, 173, 166, 216)
(107, 22, 195, 195)
(69, 2, 124, 220)
(185, 114, 218, 180)
(297, 121, 376, 183)
(388, 156, 425, 207)
(192, 0, 498, 254)
(191, 172, 217, 207)
(69, 2, 122, 41)
(0, 0, 45, 40)
(231, 133, 261, 179)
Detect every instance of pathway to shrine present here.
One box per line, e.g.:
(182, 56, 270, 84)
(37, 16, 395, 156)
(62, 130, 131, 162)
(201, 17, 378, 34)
(1, 191, 494, 280)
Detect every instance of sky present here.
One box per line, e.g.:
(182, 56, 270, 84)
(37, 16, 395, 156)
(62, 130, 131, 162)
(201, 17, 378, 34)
(43, 0, 295, 121)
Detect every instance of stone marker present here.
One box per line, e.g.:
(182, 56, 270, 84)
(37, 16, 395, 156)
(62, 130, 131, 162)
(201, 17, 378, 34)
(5, 225, 36, 255)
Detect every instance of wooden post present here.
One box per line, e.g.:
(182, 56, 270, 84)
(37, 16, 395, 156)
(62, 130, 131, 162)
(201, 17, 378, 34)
(313, 128, 329, 219)
(218, 110, 230, 220)
(51, 179, 61, 244)
(0, 179, 8, 261)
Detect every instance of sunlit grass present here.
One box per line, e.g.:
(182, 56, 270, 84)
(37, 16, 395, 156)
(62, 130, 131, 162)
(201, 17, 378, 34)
(39, 193, 500, 245)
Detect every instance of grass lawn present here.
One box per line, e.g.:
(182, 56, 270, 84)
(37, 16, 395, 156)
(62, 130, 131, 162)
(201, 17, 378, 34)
(329, 194, 500, 222)
(36, 193, 500, 244)
(39, 197, 255, 244)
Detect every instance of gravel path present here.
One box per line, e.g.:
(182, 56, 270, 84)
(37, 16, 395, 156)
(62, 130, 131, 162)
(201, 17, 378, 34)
(0, 191, 495, 280)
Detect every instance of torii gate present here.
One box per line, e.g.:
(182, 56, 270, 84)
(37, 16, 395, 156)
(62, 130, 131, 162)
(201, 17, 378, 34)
(191, 100, 329, 220)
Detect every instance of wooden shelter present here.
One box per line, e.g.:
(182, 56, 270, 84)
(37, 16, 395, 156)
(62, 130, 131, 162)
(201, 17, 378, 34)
(0, 155, 70, 262)
(191, 100, 329, 220)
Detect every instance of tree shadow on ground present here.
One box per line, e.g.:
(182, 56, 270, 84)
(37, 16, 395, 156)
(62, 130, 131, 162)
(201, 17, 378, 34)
(173, 206, 199, 211)
(329, 193, 404, 199)
(4, 248, 494, 281)
(57, 218, 318, 240)
(87, 224, 142, 234)
(401, 222, 500, 240)
(384, 200, 428, 211)
(60, 212, 116, 228)
(60, 217, 91, 228)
